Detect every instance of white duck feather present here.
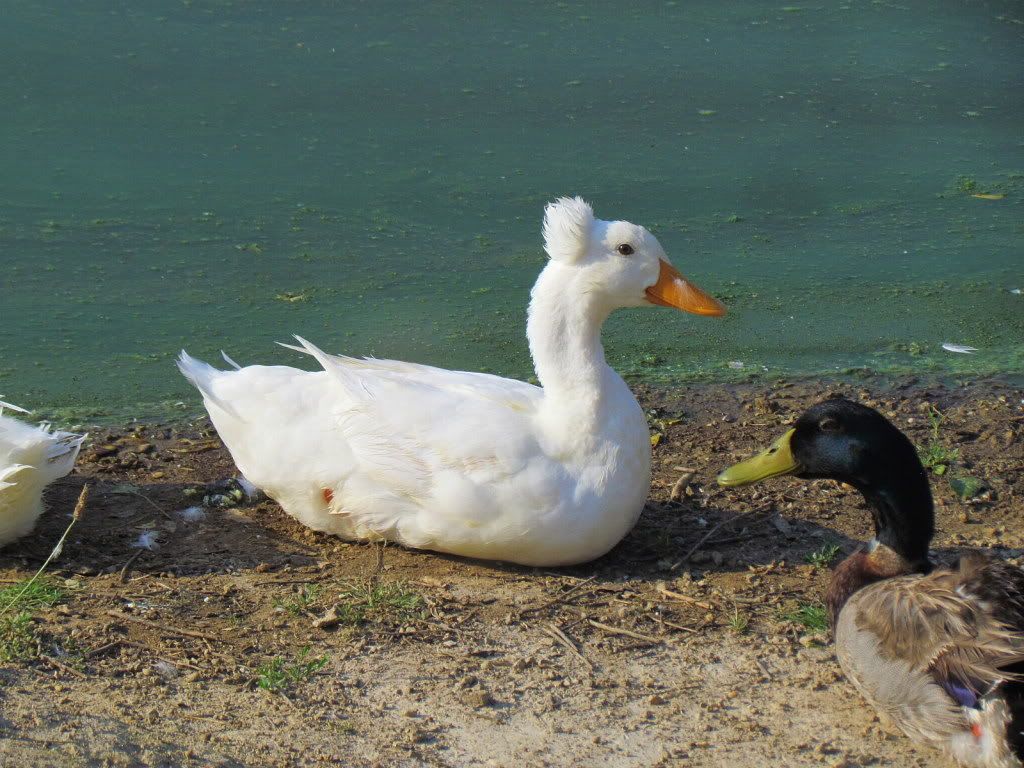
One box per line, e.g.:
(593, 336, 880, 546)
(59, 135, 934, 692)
(0, 401, 85, 546)
(178, 198, 725, 565)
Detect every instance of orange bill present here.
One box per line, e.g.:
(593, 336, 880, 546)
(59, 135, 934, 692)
(645, 259, 726, 316)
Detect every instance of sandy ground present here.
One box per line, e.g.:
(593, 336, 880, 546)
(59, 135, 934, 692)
(1, 376, 1022, 767)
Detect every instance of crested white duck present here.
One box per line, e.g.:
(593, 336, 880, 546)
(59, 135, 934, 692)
(178, 197, 725, 565)
(0, 400, 86, 546)
(719, 398, 1024, 767)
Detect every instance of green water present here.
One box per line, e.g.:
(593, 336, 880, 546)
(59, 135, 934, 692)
(1, 1, 1022, 422)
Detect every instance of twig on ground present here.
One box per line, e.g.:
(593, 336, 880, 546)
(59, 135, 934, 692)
(142, 579, 178, 593)
(105, 610, 218, 641)
(669, 469, 695, 501)
(671, 516, 736, 570)
(670, 509, 773, 571)
(657, 618, 699, 634)
(371, 541, 385, 587)
(410, 616, 460, 635)
(86, 640, 126, 659)
(587, 619, 662, 645)
(542, 622, 594, 670)
(540, 572, 590, 581)
(523, 575, 598, 614)
(656, 585, 713, 610)
(107, 485, 173, 520)
(39, 654, 89, 679)
(703, 532, 764, 547)
(119, 549, 144, 582)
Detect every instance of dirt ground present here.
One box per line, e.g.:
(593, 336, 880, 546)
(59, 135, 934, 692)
(2, 376, 1023, 768)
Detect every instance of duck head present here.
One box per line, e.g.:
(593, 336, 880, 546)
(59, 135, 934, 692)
(717, 398, 934, 570)
(541, 197, 726, 317)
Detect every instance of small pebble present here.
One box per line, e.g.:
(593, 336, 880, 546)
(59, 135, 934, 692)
(465, 690, 494, 708)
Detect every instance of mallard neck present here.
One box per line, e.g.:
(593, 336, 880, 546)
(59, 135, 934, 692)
(826, 471, 934, 625)
(851, 465, 934, 569)
(527, 263, 618, 411)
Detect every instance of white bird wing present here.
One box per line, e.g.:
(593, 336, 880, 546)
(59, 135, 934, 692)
(285, 337, 558, 543)
(278, 338, 539, 410)
(0, 414, 84, 485)
(0, 412, 84, 545)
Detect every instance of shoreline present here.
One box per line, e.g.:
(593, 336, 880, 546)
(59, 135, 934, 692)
(22, 368, 1024, 430)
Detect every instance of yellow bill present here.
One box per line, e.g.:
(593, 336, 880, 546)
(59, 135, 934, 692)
(717, 428, 798, 487)
(645, 259, 726, 316)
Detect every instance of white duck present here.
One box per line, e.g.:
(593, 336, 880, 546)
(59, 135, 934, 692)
(0, 400, 86, 546)
(178, 197, 725, 565)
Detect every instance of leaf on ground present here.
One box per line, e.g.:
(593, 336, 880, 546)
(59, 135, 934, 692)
(950, 476, 986, 501)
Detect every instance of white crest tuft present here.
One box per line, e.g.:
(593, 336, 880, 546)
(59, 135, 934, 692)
(542, 197, 594, 264)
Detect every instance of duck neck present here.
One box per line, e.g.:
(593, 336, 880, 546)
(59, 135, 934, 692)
(826, 469, 934, 625)
(527, 263, 617, 414)
(853, 466, 934, 569)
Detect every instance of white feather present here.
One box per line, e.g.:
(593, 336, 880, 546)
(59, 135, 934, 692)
(178, 198, 722, 565)
(235, 476, 259, 500)
(132, 530, 160, 550)
(177, 506, 206, 523)
(542, 196, 593, 264)
(942, 343, 979, 354)
(0, 411, 85, 546)
(948, 696, 1021, 768)
(0, 399, 31, 415)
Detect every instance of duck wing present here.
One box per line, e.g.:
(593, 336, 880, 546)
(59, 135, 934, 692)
(0, 412, 85, 545)
(837, 561, 1024, 753)
(285, 336, 550, 507)
(279, 340, 540, 411)
(0, 415, 85, 486)
(955, 554, 1024, 634)
(181, 340, 560, 554)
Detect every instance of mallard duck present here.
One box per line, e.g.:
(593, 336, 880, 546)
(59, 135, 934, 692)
(179, 197, 725, 566)
(0, 400, 86, 547)
(718, 398, 1024, 767)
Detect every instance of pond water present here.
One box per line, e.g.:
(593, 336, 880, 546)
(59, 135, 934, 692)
(1, 1, 1022, 421)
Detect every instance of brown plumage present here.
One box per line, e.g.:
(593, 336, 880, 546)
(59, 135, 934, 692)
(837, 552, 1024, 767)
(719, 398, 1024, 767)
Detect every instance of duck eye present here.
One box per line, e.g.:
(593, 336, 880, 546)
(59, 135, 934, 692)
(818, 417, 841, 433)
(616, 243, 634, 256)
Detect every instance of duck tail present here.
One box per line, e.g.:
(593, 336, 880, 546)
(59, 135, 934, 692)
(41, 427, 86, 483)
(0, 463, 31, 491)
(177, 351, 243, 419)
(220, 351, 242, 370)
(282, 336, 336, 369)
(280, 336, 370, 397)
(0, 411, 84, 487)
(0, 399, 31, 416)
